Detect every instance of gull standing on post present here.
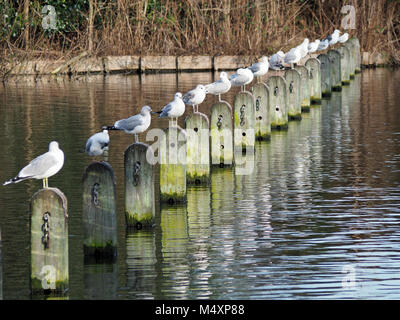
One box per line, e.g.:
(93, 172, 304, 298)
(155, 92, 186, 126)
(269, 51, 286, 73)
(325, 29, 341, 46)
(317, 39, 329, 51)
(249, 56, 269, 83)
(107, 105, 152, 143)
(183, 85, 206, 113)
(204, 72, 231, 102)
(229, 67, 254, 92)
(85, 127, 110, 156)
(3, 141, 64, 189)
(297, 38, 310, 60)
(308, 39, 320, 55)
(284, 47, 301, 69)
(338, 32, 349, 43)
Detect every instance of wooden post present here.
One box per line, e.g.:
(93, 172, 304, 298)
(185, 112, 210, 184)
(284, 69, 302, 120)
(30, 188, 68, 295)
(328, 50, 342, 91)
(251, 83, 271, 140)
(210, 101, 234, 167)
(344, 42, 355, 79)
(265, 76, 288, 130)
(295, 65, 311, 112)
(233, 91, 256, 152)
(305, 58, 322, 104)
(337, 46, 351, 85)
(348, 37, 361, 73)
(160, 126, 187, 204)
(124, 143, 155, 228)
(317, 53, 332, 98)
(82, 162, 117, 258)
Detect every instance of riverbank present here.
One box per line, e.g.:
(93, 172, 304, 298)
(0, 50, 392, 80)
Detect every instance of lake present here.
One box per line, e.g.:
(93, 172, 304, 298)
(0, 68, 400, 299)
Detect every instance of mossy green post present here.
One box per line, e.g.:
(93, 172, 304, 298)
(233, 91, 256, 152)
(30, 188, 68, 295)
(348, 37, 361, 73)
(328, 50, 342, 91)
(284, 69, 302, 120)
(251, 83, 270, 140)
(344, 42, 355, 78)
(210, 101, 233, 167)
(185, 112, 210, 184)
(317, 53, 332, 98)
(305, 58, 322, 104)
(82, 162, 117, 258)
(124, 143, 155, 228)
(160, 126, 187, 204)
(337, 46, 351, 85)
(295, 65, 311, 112)
(266, 76, 288, 130)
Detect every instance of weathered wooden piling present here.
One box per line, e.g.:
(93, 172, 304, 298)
(295, 65, 311, 112)
(328, 50, 342, 91)
(265, 76, 288, 130)
(210, 101, 234, 167)
(160, 126, 187, 204)
(344, 42, 355, 79)
(251, 83, 271, 140)
(82, 162, 117, 258)
(337, 46, 351, 85)
(185, 112, 210, 184)
(305, 58, 322, 104)
(30, 188, 68, 294)
(233, 91, 256, 152)
(284, 69, 302, 120)
(317, 53, 332, 98)
(348, 37, 361, 74)
(124, 143, 155, 228)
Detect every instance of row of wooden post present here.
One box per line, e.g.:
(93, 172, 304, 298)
(27, 38, 361, 295)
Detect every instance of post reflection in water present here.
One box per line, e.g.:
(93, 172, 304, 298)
(84, 261, 118, 300)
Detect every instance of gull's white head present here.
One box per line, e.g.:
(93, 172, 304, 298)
(101, 126, 109, 134)
(175, 92, 183, 99)
(220, 71, 228, 80)
(49, 141, 60, 151)
(196, 84, 206, 91)
(141, 105, 152, 114)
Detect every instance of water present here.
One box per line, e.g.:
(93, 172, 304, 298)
(0, 68, 399, 300)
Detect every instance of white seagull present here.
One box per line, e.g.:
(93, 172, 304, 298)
(3, 141, 64, 189)
(297, 38, 310, 59)
(308, 39, 321, 54)
(269, 51, 285, 71)
(249, 56, 269, 82)
(326, 29, 341, 46)
(107, 105, 152, 143)
(204, 71, 231, 102)
(338, 32, 349, 43)
(229, 67, 254, 91)
(155, 92, 186, 126)
(85, 127, 110, 156)
(183, 85, 206, 113)
(317, 39, 329, 51)
(284, 47, 302, 68)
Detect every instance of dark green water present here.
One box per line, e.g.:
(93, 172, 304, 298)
(0, 68, 399, 299)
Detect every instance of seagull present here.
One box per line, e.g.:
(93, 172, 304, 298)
(3, 141, 64, 189)
(297, 38, 310, 59)
(269, 51, 286, 71)
(85, 127, 110, 156)
(284, 47, 301, 68)
(308, 39, 320, 54)
(107, 105, 152, 143)
(249, 56, 269, 82)
(317, 39, 329, 51)
(325, 29, 341, 46)
(183, 85, 206, 113)
(338, 32, 349, 43)
(229, 67, 254, 91)
(155, 92, 185, 126)
(204, 71, 231, 102)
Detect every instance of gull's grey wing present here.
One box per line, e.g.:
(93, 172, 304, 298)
(159, 102, 173, 117)
(115, 114, 143, 131)
(205, 80, 227, 94)
(18, 152, 58, 178)
(183, 90, 195, 104)
(249, 62, 262, 73)
(284, 50, 297, 63)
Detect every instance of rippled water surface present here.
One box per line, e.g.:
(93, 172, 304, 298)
(0, 68, 399, 299)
